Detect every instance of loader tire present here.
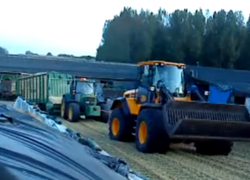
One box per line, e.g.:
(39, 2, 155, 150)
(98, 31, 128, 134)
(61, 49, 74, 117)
(109, 108, 134, 142)
(67, 103, 81, 122)
(136, 108, 169, 154)
(195, 140, 233, 156)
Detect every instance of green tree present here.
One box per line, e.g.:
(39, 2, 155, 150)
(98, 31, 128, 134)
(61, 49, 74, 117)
(150, 9, 171, 60)
(96, 8, 131, 63)
(184, 9, 206, 65)
(47, 52, 53, 56)
(202, 10, 245, 68)
(96, 8, 158, 63)
(236, 15, 250, 70)
(0, 47, 8, 55)
(96, 7, 249, 70)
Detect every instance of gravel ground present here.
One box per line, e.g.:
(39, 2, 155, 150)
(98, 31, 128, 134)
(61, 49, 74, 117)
(62, 119, 250, 180)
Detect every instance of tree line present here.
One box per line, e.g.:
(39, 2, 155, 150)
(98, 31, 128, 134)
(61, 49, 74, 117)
(96, 7, 250, 70)
(0, 48, 95, 60)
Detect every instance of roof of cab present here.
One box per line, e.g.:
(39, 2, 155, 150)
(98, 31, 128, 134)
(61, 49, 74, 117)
(138, 60, 185, 66)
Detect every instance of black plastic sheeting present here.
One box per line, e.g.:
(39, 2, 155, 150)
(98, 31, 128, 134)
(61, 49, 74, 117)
(0, 55, 138, 81)
(0, 104, 131, 180)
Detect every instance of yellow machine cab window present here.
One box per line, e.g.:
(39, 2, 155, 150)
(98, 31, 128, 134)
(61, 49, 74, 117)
(138, 61, 185, 97)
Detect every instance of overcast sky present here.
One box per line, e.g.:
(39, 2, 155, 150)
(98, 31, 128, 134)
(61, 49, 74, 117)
(0, 0, 248, 57)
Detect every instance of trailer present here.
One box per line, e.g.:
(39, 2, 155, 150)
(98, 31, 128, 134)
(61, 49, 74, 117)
(16, 71, 73, 113)
(0, 71, 30, 101)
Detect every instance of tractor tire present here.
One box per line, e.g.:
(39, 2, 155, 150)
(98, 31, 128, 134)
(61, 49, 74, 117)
(195, 140, 233, 156)
(136, 108, 170, 153)
(109, 108, 134, 142)
(67, 103, 81, 122)
(61, 97, 68, 119)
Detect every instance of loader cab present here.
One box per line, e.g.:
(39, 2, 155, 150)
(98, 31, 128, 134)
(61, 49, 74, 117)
(137, 61, 186, 101)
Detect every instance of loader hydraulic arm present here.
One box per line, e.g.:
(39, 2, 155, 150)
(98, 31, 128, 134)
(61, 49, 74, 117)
(187, 85, 206, 102)
(157, 80, 173, 104)
(157, 80, 206, 103)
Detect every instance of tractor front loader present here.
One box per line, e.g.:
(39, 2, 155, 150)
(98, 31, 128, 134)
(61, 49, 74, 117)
(108, 61, 250, 155)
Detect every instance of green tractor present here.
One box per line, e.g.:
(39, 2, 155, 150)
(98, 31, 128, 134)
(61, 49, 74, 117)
(60, 78, 101, 122)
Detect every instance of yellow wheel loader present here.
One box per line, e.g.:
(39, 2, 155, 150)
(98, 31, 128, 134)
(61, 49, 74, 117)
(108, 61, 250, 155)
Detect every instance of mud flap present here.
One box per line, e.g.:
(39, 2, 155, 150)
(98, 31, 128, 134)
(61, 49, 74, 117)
(170, 119, 250, 141)
(162, 100, 250, 141)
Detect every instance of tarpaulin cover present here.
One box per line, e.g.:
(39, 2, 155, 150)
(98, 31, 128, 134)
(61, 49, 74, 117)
(208, 85, 232, 103)
(0, 98, 147, 180)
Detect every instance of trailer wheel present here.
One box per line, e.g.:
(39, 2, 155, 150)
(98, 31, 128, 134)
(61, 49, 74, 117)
(136, 108, 169, 153)
(67, 103, 81, 122)
(195, 140, 233, 156)
(61, 98, 68, 119)
(109, 108, 134, 141)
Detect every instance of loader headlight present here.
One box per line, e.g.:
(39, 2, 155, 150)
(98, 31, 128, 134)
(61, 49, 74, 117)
(204, 91, 209, 96)
(85, 101, 90, 104)
(149, 86, 155, 91)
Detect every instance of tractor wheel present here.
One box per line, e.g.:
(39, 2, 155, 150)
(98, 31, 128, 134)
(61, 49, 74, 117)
(195, 140, 233, 156)
(135, 108, 169, 153)
(109, 108, 134, 141)
(67, 103, 81, 122)
(61, 97, 68, 119)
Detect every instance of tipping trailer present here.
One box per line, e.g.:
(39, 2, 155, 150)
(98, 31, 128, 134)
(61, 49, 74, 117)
(108, 60, 250, 156)
(16, 71, 73, 114)
(0, 71, 30, 101)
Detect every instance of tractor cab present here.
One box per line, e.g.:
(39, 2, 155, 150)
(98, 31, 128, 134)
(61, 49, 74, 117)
(70, 78, 96, 99)
(69, 77, 98, 107)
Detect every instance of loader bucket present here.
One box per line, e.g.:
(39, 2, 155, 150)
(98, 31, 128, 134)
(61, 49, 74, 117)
(162, 101, 250, 141)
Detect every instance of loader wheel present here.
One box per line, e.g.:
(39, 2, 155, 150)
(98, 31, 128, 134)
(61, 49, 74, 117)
(61, 98, 68, 119)
(109, 108, 134, 141)
(67, 103, 81, 122)
(195, 140, 233, 156)
(136, 108, 169, 153)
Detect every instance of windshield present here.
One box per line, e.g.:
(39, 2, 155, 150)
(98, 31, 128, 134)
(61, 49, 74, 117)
(76, 81, 94, 94)
(155, 65, 184, 94)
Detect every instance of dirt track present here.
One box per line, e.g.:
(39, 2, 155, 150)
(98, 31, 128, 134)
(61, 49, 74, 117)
(62, 119, 250, 180)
